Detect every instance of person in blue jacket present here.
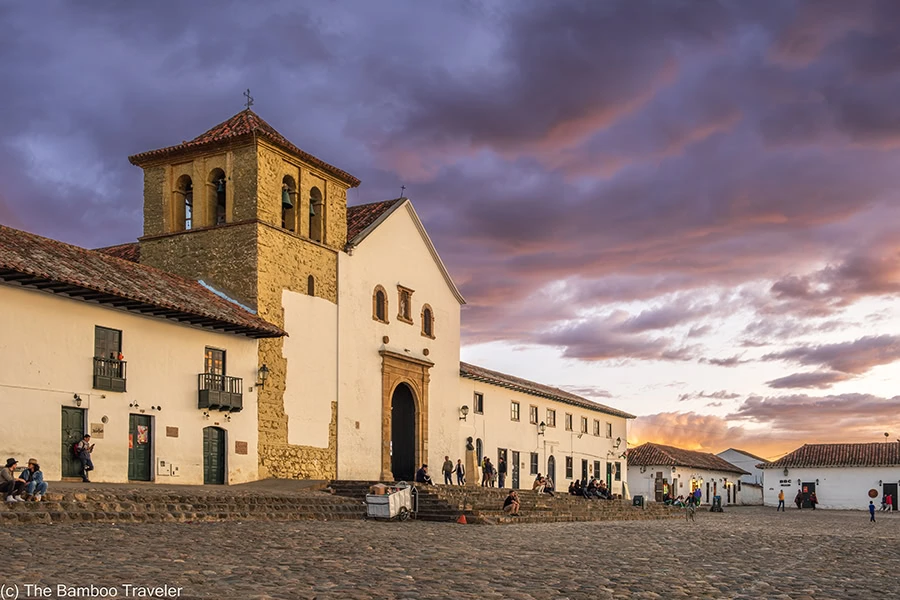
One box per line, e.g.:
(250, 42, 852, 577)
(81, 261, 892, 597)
(869, 500, 876, 522)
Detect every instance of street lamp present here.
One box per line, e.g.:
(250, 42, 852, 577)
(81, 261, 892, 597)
(256, 364, 270, 388)
(538, 421, 546, 435)
(459, 405, 469, 421)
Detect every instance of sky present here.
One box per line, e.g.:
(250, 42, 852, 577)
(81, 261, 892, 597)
(3, 0, 900, 460)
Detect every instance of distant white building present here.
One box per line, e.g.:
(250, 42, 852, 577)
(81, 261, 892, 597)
(627, 442, 749, 505)
(717, 448, 768, 485)
(758, 442, 900, 510)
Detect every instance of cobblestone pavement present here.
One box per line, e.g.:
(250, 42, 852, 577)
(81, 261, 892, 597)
(2, 506, 897, 599)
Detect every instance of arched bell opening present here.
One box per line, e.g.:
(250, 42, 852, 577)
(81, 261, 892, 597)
(309, 186, 323, 242)
(208, 168, 227, 226)
(282, 175, 297, 232)
(174, 175, 193, 231)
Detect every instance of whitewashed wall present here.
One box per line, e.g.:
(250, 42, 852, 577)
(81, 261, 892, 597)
(717, 449, 766, 485)
(459, 377, 630, 495)
(283, 290, 337, 448)
(0, 284, 260, 484)
(762, 467, 900, 510)
(739, 483, 764, 505)
(626, 465, 743, 505)
(337, 202, 462, 479)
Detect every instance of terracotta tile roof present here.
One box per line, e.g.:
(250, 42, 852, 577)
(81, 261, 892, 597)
(95, 242, 140, 263)
(0, 224, 284, 339)
(722, 448, 769, 464)
(759, 442, 900, 469)
(627, 443, 750, 474)
(346, 199, 403, 243)
(459, 361, 635, 419)
(128, 109, 360, 188)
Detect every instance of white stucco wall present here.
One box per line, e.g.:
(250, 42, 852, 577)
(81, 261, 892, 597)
(717, 449, 767, 485)
(626, 465, 743, 505)
(0, 284, 260, 485)
(460, 378, 631, 495)
(337, 202, 462, 479)
(761, 466, 900, 510)
(283, 289, 337, 448)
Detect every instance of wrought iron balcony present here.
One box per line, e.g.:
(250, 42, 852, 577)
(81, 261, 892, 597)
(93, 357, 127, 392)
(198, 373, 243, 412)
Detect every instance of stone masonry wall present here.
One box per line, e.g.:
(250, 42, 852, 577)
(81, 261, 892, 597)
(142, 165, 166, 237)
(140, 223, 259, 310)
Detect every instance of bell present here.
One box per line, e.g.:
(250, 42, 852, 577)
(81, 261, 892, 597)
(216, 179, 225, 194)
(309, 202, 316, 217)
(282, 188, 294, 209)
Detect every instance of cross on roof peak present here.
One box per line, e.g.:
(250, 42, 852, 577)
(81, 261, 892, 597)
(243, 89, 254, 110)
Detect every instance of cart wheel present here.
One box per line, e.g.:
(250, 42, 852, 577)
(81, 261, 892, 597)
(398, 507, 410, 521)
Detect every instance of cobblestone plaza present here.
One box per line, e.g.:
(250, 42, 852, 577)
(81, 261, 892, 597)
(2, 506, 897, 599)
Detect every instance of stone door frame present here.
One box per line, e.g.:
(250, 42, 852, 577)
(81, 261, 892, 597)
(379, 350, 432, 481)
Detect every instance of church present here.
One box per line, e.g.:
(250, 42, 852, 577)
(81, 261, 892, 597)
(0, 108, 632, 490)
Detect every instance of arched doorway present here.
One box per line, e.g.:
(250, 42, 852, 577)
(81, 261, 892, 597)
(547, 455, 556, 486)
(390, 383, 416, 481)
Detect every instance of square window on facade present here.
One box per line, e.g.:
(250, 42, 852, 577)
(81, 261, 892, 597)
(606, 422, 613, 438)
(565, 413, 573, 431)
(593, 419, 600, 436)
(614, 462, 622, 481)
(529, 405, 538, 424)
(530, 452, 538, 475)
(565, 456, 573, 479)
(546, 409, 556, 427)
(474, 392, 484, 414)
(511, 401, 520, 421)
(581, 417, 588, 433)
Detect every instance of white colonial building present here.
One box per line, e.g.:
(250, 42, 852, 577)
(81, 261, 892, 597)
(758, 442, 900, 510)
(0, 224, 283, 485)
(0, 107, 637, 486)
(716, 447, 768, 505)
(459, 363, 634, 494)
(627, 443, 749, 505)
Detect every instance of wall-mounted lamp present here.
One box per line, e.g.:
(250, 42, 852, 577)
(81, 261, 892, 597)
(640, 466, 646, 473)
(672, 466, 677, 473)
(73, 393, 82, 407)
(538, 421, 546, 435)
(783, 468, 789, 477)
(815, 479, 819, 485)
(256, 364, 270, 388)
(223, 414, 231, 422)
(797, 478, 801, 486)
(129, 401, 140, 409)
(613, 436, 622, 449)
(202, 411, 210, 420)
(879, 480, 883, 486)
(459, 405, 469, 421)
(151, 405, 162, 411)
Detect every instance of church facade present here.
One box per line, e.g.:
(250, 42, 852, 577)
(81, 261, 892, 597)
(1, 108, 633, 488)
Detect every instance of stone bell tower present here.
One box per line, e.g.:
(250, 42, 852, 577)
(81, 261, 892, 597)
(129, 108, 361, 479)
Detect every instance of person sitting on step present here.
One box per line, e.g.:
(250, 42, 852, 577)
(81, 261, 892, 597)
(532, 473, 546, 494)
(542, 476, 555, 497)
(21, 459, 47, 501)
(1, 458, 27, 502)
(414, 464, 434, 485)
(573, 478, 583, 497)
(502, 490, 520, 516)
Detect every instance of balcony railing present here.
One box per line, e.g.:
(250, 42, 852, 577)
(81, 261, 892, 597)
(93, 357, 127, 392)
(198, 373, 243, 412)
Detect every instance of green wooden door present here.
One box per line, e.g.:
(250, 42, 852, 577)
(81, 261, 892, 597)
(203, 427, 226, 485)
(128, 414, 152, 481)
(61, 407, 85, 478)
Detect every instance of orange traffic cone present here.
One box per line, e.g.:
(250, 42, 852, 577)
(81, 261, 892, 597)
(456, 514, 467, 524)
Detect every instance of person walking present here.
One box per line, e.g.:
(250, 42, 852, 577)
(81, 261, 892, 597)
(442, 456, 454, 485)
(870, 500, 876, 522)
(809, 491, 818, 510)
(455, 459, 466, 485)
(497, 456, 507, 489)
(777, 489, 785, 511)
(794, 489, 803, 509)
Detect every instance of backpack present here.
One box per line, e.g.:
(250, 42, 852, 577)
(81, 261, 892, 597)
(72, 442, 82, 457)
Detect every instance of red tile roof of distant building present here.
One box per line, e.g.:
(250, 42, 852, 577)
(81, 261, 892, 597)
(759, 442, 900, 469)
(459, 361, 635, 419)
(627, 442, 750, 474)
(346, 199, 403, 243)
(128, 109, 360, 188)
(0, 224, 285, 339)
(95, 242, 141, 263)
